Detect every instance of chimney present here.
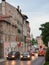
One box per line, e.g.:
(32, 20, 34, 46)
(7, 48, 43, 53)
(17, 5, 20, 11)
(2, 0, 6, 15)
(2, 0, 5, 1)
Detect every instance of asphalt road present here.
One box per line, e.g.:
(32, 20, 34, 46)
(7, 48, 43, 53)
(0, 56, 45, 65)
(32, 57, 45, 65)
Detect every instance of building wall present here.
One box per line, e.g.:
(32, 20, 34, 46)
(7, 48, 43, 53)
(36, 36, 44, 48)
(24, 21, 31, 51)
(2, 21, 17, 42)
(5, 2, 23, 41)
(0, 1, 23, 42)
(23, 21, 27, 36)
(0, 1, 24, 57)
(26, 21, 31, 43)
(6, 3, 23, 30)
(0, 3, 2, 15)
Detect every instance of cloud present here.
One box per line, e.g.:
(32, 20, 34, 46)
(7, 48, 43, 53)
(0, 0, 49, 38)
(30, 14, 49, 38)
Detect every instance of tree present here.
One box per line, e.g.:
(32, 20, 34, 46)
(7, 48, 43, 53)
(31, 38, 37, 45)
(39, 22, 49, 46)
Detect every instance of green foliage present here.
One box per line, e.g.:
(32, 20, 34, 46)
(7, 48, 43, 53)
(44, 62, 49, 65)
(31, 38, 37, 45)
(45, 47, 49, 62)
(39, 22, 49, 46)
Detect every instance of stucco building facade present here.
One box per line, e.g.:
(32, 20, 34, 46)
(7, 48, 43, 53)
(36, 36, 46, 48)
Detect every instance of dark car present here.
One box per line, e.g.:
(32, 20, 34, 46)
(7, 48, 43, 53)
(7, 51, 20, 60)
(20, 52, 31, 60)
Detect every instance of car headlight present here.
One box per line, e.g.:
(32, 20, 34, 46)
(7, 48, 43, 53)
(20, 55, 23, 58)
(7, 55, 8, 57)
(35, 53, 38, 56)
(28, 55, 30, 58)
(12, 55, 15, 58)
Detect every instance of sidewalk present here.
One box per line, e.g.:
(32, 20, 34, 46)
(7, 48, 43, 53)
(0, 58, 6, 62)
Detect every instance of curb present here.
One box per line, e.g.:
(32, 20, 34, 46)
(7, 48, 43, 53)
(0, 59, 6, 62)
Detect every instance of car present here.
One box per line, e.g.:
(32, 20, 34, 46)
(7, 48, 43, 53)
(38, 49, 46, 56)
(29, 49, 36, 56)
(30, 51, 35, 56)
(7, 51, 20, 60)
(20, 52, 31, 60)
(35, 48, 39, 52)
(30, 51, 38, 58)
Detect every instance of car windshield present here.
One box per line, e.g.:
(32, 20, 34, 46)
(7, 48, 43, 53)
(9, 51, 16, 55)
(23, 52, 29, 55)
(12, 51, 16, 54)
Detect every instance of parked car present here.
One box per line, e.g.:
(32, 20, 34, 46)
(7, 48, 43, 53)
(7, 51, 20, 60)
(20, 52, 31, 60)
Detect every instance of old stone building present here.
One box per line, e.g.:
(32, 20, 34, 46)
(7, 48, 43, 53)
(26, 21, 31, 51)
(0, 0, 27, 57)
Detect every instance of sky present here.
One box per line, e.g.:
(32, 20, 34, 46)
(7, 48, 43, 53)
(0, 0, 49, 38)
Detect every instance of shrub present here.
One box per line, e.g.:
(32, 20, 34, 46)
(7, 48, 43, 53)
(44, 62, 49, 65)
(45, 47, 49, 62)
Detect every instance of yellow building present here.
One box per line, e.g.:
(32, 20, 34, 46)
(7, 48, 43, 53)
(36, 36, 45, 48)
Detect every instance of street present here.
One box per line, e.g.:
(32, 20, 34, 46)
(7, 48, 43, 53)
(0, 57, 45, 65)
